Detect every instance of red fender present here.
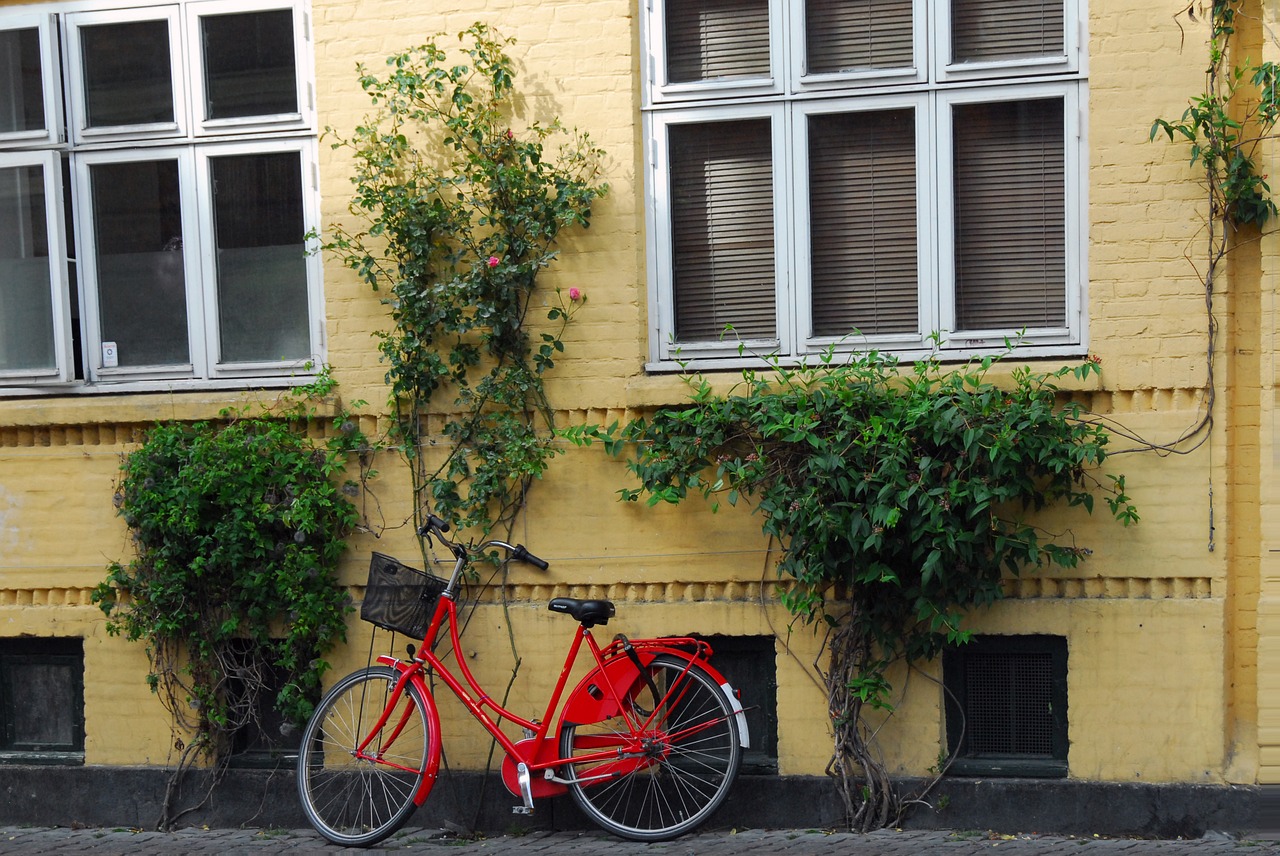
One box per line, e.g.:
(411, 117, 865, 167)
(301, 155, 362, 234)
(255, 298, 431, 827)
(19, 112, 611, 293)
(375, 655, 444, 806)
(559, 640, 739, 728)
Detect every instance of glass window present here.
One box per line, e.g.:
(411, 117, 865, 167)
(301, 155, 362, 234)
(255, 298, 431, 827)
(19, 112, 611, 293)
(808, 108, 918, 337)
(87, 157, 191, 369)
(0, 27, 44, 134)
(0, 15, 60, 145)
(209, 149, 310, 364)
(669, 119, 776, 343)
(665, 0, 771, 84)
(645, 0, 1084, 365)
(0, 152, 70, 382)
(80, 20, 175, 128)
(200, 9, 298, 120)
(0, 163, 56, 372)
(0, 0, 319, 390)
(952, 98, 1066, 331)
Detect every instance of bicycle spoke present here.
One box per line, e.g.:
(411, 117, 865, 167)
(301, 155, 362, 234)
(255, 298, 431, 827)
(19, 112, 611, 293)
(562, 655, 741, 841)
(297, 667, 434, 847)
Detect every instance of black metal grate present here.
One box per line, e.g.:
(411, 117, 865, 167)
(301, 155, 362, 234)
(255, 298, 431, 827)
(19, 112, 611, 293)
(943, 635, 1067, 777)
(961, 650, 1055, 756)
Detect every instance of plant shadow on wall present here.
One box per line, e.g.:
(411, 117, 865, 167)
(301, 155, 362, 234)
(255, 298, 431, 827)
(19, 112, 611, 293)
(319, 22, 607, 542)
(92, 371, 372, 830)
(567, 347, 1138, 831)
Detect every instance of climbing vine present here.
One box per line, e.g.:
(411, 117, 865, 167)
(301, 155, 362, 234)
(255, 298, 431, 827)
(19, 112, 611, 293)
(322, 23, 607, 538)
(93, 371, 369, 828)
(1151, 0, 1279, 229)
(1147, 0, 1280, 544)
(569, 350, 1137, 831)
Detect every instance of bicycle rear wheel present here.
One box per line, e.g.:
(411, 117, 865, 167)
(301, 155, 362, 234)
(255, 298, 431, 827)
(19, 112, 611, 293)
(296, 665, 434, 847)
(559, 653, 742, 841)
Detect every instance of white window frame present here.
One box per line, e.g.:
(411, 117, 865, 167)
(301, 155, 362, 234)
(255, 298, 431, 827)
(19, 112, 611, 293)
(646, 102, 792, 363)
(185, 0, 313, 136)
(0, 13, 63, 146)
(193, 137, 322, 378)
(787, 0, 927, 91)
(0, 0, 322, 393)
(74, 139, 321, 383)
(73, 145, 201, 381)
(791, 92, 935, 355)
(64, 5, 188, 144)
(934, 0, 1082, 82)
(642, 0, 785, 107)
(0, 149, 74, 383)
(643, 0, 1089, 370)
(935, 82, 1085, 351)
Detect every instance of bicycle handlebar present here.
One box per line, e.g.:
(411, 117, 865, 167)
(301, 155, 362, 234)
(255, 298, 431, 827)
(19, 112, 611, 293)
(418, 514, 549, 571)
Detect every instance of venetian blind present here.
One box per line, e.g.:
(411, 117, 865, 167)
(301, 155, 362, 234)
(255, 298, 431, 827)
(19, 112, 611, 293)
(953, 98, 1066, 330)
(808, 109, 918, 337)
(666, 0, 770, 83)
(806, 0, 913, 75)
(670, 120, 776, 342)
(951, 0, 1065, 63)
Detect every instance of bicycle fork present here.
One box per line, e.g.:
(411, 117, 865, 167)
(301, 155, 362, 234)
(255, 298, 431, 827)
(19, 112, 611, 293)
(372, 655, 444, 807)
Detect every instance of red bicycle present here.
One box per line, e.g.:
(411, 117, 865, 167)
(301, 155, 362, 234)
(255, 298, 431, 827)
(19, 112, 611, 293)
(295, 515, 749, 847)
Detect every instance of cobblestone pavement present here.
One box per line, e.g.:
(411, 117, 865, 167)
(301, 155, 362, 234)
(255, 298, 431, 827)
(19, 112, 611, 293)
(1, 826, 1277, 855)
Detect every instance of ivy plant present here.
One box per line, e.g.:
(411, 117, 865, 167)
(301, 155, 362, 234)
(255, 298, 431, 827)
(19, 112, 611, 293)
(1150, 0, 1279, 228)
(322, 23, 607, 537)
(93, 378, 365, 828)
(568, 349, 1136, 831)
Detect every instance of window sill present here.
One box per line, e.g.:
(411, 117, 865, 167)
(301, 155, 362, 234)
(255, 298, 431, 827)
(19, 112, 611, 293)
(0, 751, 85, 766)
(0, 380, 339, 429)
(946, 757, 1068, 779)
(629, 350, 1100, 409)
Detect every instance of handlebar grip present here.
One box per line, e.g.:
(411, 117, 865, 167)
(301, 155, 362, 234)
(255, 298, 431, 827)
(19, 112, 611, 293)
(417, 514, 451, 537)
(511, 544, 549, 571)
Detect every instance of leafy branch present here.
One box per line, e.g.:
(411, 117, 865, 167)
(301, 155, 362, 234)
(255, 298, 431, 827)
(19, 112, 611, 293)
(322, 23, 607, 537)
(568, 348, 1135, 830)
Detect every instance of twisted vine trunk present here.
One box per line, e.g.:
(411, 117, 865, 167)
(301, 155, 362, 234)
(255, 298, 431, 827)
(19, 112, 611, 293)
(824, 613, 899, 832)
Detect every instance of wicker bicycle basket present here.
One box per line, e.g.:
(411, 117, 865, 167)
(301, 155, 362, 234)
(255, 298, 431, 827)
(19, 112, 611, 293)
(360, 552, 448, 639)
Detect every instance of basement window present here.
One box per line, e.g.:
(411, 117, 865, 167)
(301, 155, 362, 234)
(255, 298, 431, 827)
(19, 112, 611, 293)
(0, 637, 85, 764)
(942, 634, 1067, 778)
(224, 640, 307, 768)
(699, 634, 778, 773)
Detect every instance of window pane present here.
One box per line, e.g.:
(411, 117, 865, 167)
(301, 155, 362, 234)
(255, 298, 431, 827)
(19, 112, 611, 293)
(670, 120, 775, 342)
(89, 159, 190, 367)
(0, 28, 45, 135)
(667, 0, 770, 84)
(806, 0, 913, 74)
(0, 164, 55, 372)
(80, 20, 174, 127)
(201, 10, 298, 120)
(951, 0, 1065, 63)
(953, 99, 1065, 330)
(211, 151, 310, 363)
(809, 109, 917, 337)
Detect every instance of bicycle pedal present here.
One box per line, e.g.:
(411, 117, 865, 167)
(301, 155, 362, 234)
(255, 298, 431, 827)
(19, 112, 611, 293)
(511, 806, 533, 815)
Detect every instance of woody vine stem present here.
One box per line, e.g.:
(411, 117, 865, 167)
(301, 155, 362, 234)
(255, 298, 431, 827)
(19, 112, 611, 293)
(1150, 0, 1280, 549)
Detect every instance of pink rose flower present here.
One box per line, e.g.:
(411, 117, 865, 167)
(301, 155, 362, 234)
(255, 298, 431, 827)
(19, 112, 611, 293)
(568, 287, 582, 301)
(487, 256, 500, 268)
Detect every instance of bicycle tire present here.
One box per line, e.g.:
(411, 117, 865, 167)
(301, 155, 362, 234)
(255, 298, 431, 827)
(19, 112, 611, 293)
(559, 653, 742, 841)
(296, 665, 435, 847)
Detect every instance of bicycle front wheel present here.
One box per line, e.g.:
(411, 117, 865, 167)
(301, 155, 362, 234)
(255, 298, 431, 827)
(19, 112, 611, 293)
(559, 654, 742, 841)
(296, 665, 435, 847)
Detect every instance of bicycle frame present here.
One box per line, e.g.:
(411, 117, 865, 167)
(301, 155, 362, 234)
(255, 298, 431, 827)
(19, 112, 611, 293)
(357, 536, 747, 812)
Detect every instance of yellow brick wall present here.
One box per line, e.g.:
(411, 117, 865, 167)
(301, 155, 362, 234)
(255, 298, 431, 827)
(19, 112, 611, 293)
(0, 0, 1271, 794)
